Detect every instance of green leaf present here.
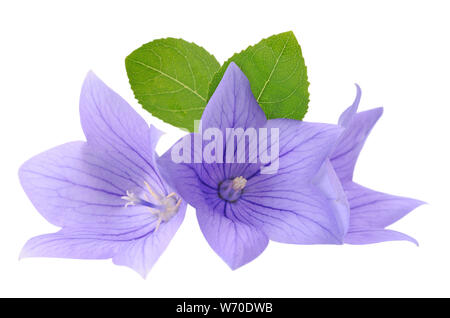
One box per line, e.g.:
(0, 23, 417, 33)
(126, 38, 220, 132)
(208, 31, 309, 120)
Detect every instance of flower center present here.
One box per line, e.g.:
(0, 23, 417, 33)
(218, 176, 247, 203)
(121, 181, 181, 231)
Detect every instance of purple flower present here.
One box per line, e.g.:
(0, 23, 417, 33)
(19, 72, 186, 277)
(329, 85, 424, 245)
(158, 63, 349, 269)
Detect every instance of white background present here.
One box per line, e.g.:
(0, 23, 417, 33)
(0, 0, 448, 297)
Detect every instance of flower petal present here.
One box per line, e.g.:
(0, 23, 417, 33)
(331, 107, 383, 182)
(239, 187, 345, 244)
(157, 133, 219, 209)
(338, 84, 361, 127)
(344, 228, 418, 245)
(240, 160, 350, 244)
(158, 63, 269, 203)
(79, 71, 167, 195)
(238, 120, 346, 244)
(20, 203, 186, 277)
(202, 62, 267, 180)
(19, 141, 156, 231)
(112, 205, 186, 278)
(202, 62, 266, 133)
(249, 118, 343, 184)
(344, 182, 425, 229)
(196, 201, 268, 270)
(20, 72, 185, 277)
(312, 160, 350, 235)
(20, 230, 119, 260)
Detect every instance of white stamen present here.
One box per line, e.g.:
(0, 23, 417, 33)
(121, 182, 182, 232)
(154, 217, 162, 232)
(121, 190, 140, 207)
(232, 176, 247, 191)
(144, 180, 161, 200)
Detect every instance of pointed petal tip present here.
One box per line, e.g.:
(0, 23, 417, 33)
(137, 268, 150, 279)
(413, 198, 427, 208)
(344, 228, 419, 246)
(112, 258, 151, 280)
(227, 262, 240, 271)
(373, 106, 384, 117)
(402, 234, 419, 246)
(18, 250, 32, 261)
(223, 61, 245, 79)
(395, 230, 420, 246)
(225, 258, 249, 271)
(18, 249, 27, 261)
(83, 71, 108, 94)
(84, 70, 99, 83)
(216, 242, 265, 271)
(18, 242, 35, 260)
(407, 198, 427, 220)
(354, 83, 361, 96)
(149, 124, 165, 143)
(81, 70, 108, 95)
(150, 124, 165, 134)
(353, 83, 361, 100)
(338, 85, 362, 127)
(358, 106, 384, 126)
(227, 61, 239, 70)
(81, 70, 97, 94)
